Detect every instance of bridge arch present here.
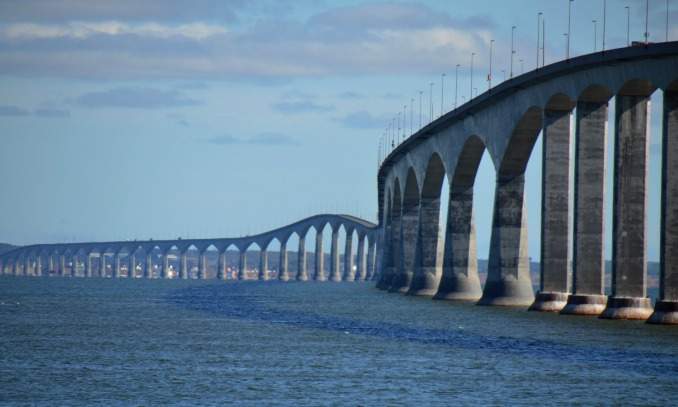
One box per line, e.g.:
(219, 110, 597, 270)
(390, 168, 419, 293)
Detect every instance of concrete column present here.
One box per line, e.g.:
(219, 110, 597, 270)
(85, 254, 92, 277)
(343, 231, 354, 281)
(259, 250, 268, 281)
(198, 251, 207, 279)
(59, 254, 66, 277)
(297, 236, 308, 281)
(314, 232, 325, 281)
(478, 175, 534, 306)
(217, 251, 226, 280)
(70, 254, 77, 277)
(330, 228, 341, 282)
(238, 250, 247, 280)
(48, 255, 54, 276)
(100, 253, 107, 278)
(144, 252, 152, 279)
(35, 256, 42, 277)
(126, 254, 134, 278)
(23, 256, 31, 277)
(435, 185, 482, 301)
(376, 221, 394, 289)
(161, 251, 170, 279)
(12, 258, 18, 276)
(387, 213, 402, 291)
(650, 88, 678, 324)
(530, 109, 572, 312)
(601, 93, 653, 320)
(356, 234, 367, 281)
(279, 241, 289, 281)
(562, 101, 609, 315)
(391, 203, 418, 294)
(408, 195, 443, 296)
(113, 253, 122, 278)
(366, 239, 377, 281)
(179, 251, 188, 279)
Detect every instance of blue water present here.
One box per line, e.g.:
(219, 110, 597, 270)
(1, 277, 677, 405)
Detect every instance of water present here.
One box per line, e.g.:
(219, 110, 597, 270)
(1, 277, 677, 406)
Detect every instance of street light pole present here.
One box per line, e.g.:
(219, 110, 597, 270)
(510, 26, 516, 77)
(567, 0, 573, 60)
(455, 64, 460, 108)
(429, 82, 434, 123)
(645, 0, 650, 44)
(537, 12, 543, 68)
(441, 73, 445, 117)
(410, 98, 414, 134)
(489, 39, 494, 89)
(625, 6, 630, 46)
(542, 17, 546, 66)
(667, 0, 670, 42)
(470, 52, 475, 98)
(602, 0, 607, 51)
(593, 19, 597, 52)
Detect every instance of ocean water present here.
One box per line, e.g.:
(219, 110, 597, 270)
(1, 276, 677, 406)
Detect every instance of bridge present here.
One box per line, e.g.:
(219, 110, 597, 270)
(3, 43, 678, 325)
(0, 214, 378, 283)
(375, 42, 678, 325)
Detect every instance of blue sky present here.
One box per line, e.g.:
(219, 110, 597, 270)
(0, 0, 675, 261)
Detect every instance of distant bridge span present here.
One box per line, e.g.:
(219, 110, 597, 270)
(375, 42, 678, 324)
(0, 214, 378, 282)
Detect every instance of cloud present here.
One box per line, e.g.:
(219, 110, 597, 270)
(33, 107, 69, 117)
(75, 87, 201, 109)
(167, 112, 189, 127)
(336, 91, 364, 99)
(271, 100, 334, 114)
(0, 105, 30, 116)
(206, 132, 298, 146)
(0, 3, 495, 80)
(335, 110, 391, 129)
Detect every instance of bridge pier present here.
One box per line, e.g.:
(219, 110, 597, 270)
(84, 254, 92, 277)
(409, 195, 443, 296)
(297, 236, 308, 281)
(70, 254, 77, 277)
(330, 228, 342, 282)
(435, 185, 482, 301)
(144, 252, 152, 279)
(650, 87, 678, 324)
(12, 258, 18, 275)
(35, 256, 42, 277)
(127, 253, 135, 278)
(179, 251, 187, 279)
(314, 232, 325, 281)
(279, 241, 289, 281)
(343, 230, 354, 281)
(160, 251, 170, 279)
(238, 249, 247, 280)
(366, 238, 376, 281)
(59, 254, 66, 277)
(478, 175, 534, 306)
(198, 251, 207, 279)
(259, 250, 268, 281)
(530, 108, 572, 312)
(390, 202, 416, 294)
(356, 233, 367, 281)
(217, 251, 226, 280)
(113, 252, 122, 278)
(562, 100, 609, 316)
(602, 91, 653, 320)
(376, 218, 394, 289)
(23, 256, 31, 277)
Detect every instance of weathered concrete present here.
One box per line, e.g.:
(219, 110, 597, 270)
(408, 195, 443, 296)
(238, 250, 247, 280)
(650, 88, 678, 324)
(391, 173, 418, 293)
(217, 251, 226, 280)
(343, 230, 354, 281)
(375, 214, 393, 289)
(562, 100, 609, 316)
(128, 254, 135, 278)
(314, 232, 325, 281)
(478, 175, 534, 306)
(144, 253, 152, 279)
(602, 92, 653, 320)
(366, 238, 377, 281)
(198, 251, 207, 279)
(279, 241, 289, 281)
(35, 256, 42, 277)
(297, 236, 308, 281)
(179, 251, 187, 279)
(530, 108, 572, 312)
(259, 250, 268, 281)
(330, 228, 342, 282)
(85, 254, 92, 277)
(160, 252, 169, 279)
(356, 233, 367, 281)
(114, 252, 122, 278)
(59, 254, 66, 277)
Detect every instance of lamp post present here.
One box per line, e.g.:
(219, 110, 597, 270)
(625, 6, 630, 46)
(429, 82, 434, 123)
(454, 64, 460, 108)
(537, 12, 543, 68)
(510, 25, 516, 78)
(397, 112, 401, 143)
(667, 0, 670, 42)
(593, 19, 597, 52)
(403, 105, 407, 139)
(602, 0, 607, 51)
(470, 52, 475, 98)
(542, 17, 546, 66)
(441, 73, 445, 117)
(489, 39, 494, 89)
(645, 0, 649, 44)
(410, 98, 414, 134)
(567, 0, 574, 60)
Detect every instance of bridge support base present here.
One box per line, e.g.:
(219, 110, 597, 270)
(407, 267, 440, 297)
(560, 294, 607, 316)
(600, 297, 653, 320)
(647, 301, 678, 325)
(476, 279, 535, 307)
(529, 291, 569, 312)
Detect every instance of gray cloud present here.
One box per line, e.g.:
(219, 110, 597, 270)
(75, 87, 201, 109)
(271, 100, 334, 114)
(0, 105, 30, 116)
(167, 113, 189, 127)
(335, 110, 391, 129)
(34, 107, 69, 117)
(207, 132, 298, 146)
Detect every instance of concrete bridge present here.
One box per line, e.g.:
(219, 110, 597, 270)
(375, 42, 678, 325)
(0, 214, 378, 283)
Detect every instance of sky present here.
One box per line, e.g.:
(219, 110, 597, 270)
(0, 0, 675, 261)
